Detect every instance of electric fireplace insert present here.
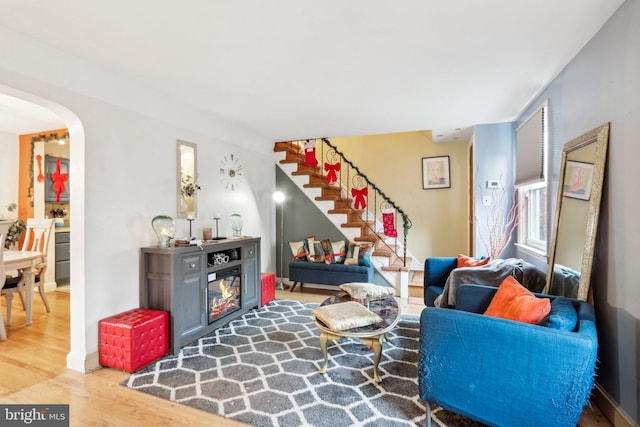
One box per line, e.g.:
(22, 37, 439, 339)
(207, 265, 241, 324)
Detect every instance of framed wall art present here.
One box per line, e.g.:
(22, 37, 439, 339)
(563, 160, 594, 200)
(422, 156, 450, 189)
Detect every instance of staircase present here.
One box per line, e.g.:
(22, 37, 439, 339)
(274, 139, 424, 298)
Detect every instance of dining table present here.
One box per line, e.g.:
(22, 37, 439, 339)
(2, 250, 42, 327)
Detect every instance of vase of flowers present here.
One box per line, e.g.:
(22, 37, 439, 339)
(50, 208, 66, 228)
(180, 174, 200, 216)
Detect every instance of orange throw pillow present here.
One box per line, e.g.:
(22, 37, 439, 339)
(457, 254, 491, 268)
(484, 276, 551, 324)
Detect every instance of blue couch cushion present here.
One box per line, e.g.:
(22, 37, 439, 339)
(288, 260, 374, 286)
(541, 296, 578, 331)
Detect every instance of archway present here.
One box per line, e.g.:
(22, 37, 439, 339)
(0, 83, 86, 372)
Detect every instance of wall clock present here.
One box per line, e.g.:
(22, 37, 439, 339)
(220, 154, 243, 190)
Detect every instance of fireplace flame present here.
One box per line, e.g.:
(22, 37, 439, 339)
(210, 279, 240, 320)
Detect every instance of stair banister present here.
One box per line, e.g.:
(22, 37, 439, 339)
(318, 138, 413, 267)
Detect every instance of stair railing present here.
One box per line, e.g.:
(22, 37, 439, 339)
(292, 138, 412, 267)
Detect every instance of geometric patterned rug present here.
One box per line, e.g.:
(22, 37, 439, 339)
(122, 299, 485, 427)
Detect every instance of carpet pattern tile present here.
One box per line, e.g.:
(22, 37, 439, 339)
(123, 299, 484, 427)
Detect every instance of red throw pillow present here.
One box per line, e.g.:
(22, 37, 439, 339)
(457, 254, 491, 268)
(484, 276, 551, 324)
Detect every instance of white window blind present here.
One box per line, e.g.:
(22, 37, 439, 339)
(516, 105, 546, 186)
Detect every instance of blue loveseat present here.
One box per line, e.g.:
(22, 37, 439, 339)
(418, 284, 598, 427)
(288, 260, 374, 291)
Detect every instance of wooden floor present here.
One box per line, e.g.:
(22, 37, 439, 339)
(0, 287, 612, 426)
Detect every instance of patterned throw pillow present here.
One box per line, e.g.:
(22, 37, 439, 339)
(312, 241, 325, 263)
(332, 240, 348, 264)
(357, 243, 375, 266)
(321, 239, 348, 264)
(345, 242, 374, 266)
(288, 240, 308, 261)
(344, 242, 360, 265)
(303, 236, 315, 262)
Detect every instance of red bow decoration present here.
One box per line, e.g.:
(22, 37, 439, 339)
(324, 162, 340, 184)
(351, 187, 368, 210)
(51, 157, 69, 202)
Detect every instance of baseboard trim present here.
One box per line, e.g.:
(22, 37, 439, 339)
(66, 350, 101, 373)
(593, 382, 639, 427)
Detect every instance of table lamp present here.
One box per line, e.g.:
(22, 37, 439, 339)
(152, 215, 175, 248)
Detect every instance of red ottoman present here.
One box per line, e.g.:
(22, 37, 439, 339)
(99, 308, 168, 373)
(261, 272, 276, 306)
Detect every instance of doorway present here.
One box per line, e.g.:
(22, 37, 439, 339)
(0, 85, 85, 371)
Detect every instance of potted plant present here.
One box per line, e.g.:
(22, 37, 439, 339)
(1, 203, 26, 249)
(181, 174, 201, 198)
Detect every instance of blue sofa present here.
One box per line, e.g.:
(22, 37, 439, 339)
(423, 257, 459, 307)
(423, 256, 546, 307)
(418, 284, 598, 427)
(288, 260, 374, 291)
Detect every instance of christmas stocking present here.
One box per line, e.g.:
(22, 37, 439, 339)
(304, 140, 318, 168)
(382, 208, 398, 238)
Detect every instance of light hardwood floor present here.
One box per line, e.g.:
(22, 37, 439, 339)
(0, 287, 611, 426)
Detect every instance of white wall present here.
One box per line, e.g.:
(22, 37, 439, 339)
(0, 27, 276, 372)
(0, 131, 19, 215)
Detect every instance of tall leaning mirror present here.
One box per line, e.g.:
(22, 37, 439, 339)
(546, 123, 609, 301)
(177, 140, 198, 218)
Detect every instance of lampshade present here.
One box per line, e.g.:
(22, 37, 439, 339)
(273, 191, 285, 203)
(152, 215, 175, 248)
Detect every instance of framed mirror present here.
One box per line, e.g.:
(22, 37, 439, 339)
(545, 123, 609, 301)
(177, 140, 198, 218)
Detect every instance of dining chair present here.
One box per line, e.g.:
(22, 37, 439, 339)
(1, 232, 7, 340)
(2, 218, 55, 326)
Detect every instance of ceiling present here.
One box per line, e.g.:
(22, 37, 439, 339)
(0, 0, 624, 142)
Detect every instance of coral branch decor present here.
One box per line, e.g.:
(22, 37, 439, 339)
(480, 186, 527, 259)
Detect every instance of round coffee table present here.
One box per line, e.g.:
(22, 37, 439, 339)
(314, 292, 400, 383)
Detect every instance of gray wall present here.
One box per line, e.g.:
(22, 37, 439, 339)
(514, 0, 640, 422)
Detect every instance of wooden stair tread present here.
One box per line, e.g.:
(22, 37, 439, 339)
(292, 170, 319, 176)
(382, 265, 411, 272)
(373, 249, 393, 257)
(354, 236, 379, 243)
(316, 195, 341, 202)
(341, 220, 374, 227)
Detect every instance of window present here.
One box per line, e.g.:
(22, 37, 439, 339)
(518, 182, 547, 252)
(515, 102, 548, 255)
